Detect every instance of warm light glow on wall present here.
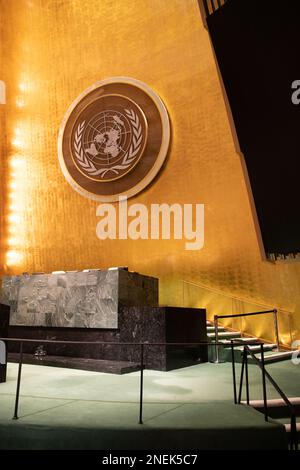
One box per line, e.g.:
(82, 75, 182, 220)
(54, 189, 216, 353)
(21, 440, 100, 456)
(12, 128, 26, 149)
(5, 76, 33, 270)
(16, 97, 25, 108)
(18, 82, 27, 93)
(6, 152, 27, 266)
(8, 213, 21, 224)
(6, 250, 23, 266)
(7, 84, 29, 268)
(9, 181, 18, 190)
(7, 237, 20, 246)
(8, 225, 19, 234)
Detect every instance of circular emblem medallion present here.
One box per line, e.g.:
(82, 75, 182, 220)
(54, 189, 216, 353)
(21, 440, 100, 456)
(58, 77, 170, 201)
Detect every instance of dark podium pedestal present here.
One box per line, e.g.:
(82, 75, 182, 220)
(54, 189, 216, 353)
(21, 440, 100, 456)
(6, 303, 207, 373)
(0, 304, 10, 383)
(119, 306, 208, 371)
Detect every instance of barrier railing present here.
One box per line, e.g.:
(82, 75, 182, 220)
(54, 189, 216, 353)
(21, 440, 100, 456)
(213, 309, 279, 363)
(236, 343, 298, 451)
(0, 336, 247, 424)
(1, 336, 296, 450)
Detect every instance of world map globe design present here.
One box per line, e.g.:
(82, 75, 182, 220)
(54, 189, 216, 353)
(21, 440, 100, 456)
(83, 110, 132, 166)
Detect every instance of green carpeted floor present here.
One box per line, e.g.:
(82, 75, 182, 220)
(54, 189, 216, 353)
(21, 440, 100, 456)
(0, 360, 299, 449)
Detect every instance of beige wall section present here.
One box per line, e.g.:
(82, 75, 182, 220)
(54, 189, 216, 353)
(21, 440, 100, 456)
(0, 0, 299, 346)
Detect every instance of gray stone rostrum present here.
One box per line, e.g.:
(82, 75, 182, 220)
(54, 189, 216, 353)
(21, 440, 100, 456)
(1, 268, 158, 329)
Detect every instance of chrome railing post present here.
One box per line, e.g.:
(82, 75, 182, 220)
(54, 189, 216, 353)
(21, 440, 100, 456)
(260, 344, 268, 422)
(214, 315, 219, 363)
(273, 309, 280, 352)
(13, 341, 23, 420)
(238, 347, 246, 404)
(231, 340, 237, 404)
(245, 346, 249, 405)
(139, 343, 144, 425)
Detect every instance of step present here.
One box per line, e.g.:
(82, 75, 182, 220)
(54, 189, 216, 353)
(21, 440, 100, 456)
(206, 326, 226, 332)
(223, 341, 276, 363)
(242, 397, 300, 409)
(234, 343, 276, 353)
(241, 397, 300, 419)
(220, 337, 259, 345)
(226, 343, 276, 363)
(208, 331, 241, 339)
(248, 350, 294, 364)
(233, 337, 259, 344)
(208, 334, 244, 363)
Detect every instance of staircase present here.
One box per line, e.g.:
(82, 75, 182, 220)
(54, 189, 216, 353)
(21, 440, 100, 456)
(241, 398, 300, 449)
(208, 319, 300, 449)
(207, 321, 295, 364)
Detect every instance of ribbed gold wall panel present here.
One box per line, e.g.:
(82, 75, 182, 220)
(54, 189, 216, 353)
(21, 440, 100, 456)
(0, 10, 6, 273)
(0, 0, 299, 344)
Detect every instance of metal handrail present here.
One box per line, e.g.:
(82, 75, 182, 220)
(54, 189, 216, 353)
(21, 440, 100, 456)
(237, 344, 298, 451)
(0, 337, 249, 346)
(0, 336, 252, 424)
(2, 335, 294, 449)
(213, 309, 280, 363)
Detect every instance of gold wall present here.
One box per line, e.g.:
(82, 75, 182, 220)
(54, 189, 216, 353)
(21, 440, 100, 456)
(0, 0, 299, 346)
(0, 11, 6, 273)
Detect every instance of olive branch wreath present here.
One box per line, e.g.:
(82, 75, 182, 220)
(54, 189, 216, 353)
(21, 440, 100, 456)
(74, 109, 143, 178)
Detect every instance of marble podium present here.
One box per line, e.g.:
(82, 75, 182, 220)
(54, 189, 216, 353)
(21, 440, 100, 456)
(1, 269, 208, 373)
(1, 268, 158, 328)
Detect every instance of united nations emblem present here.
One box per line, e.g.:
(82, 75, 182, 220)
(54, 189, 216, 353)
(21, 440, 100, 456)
(58, 77, 170, 201)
